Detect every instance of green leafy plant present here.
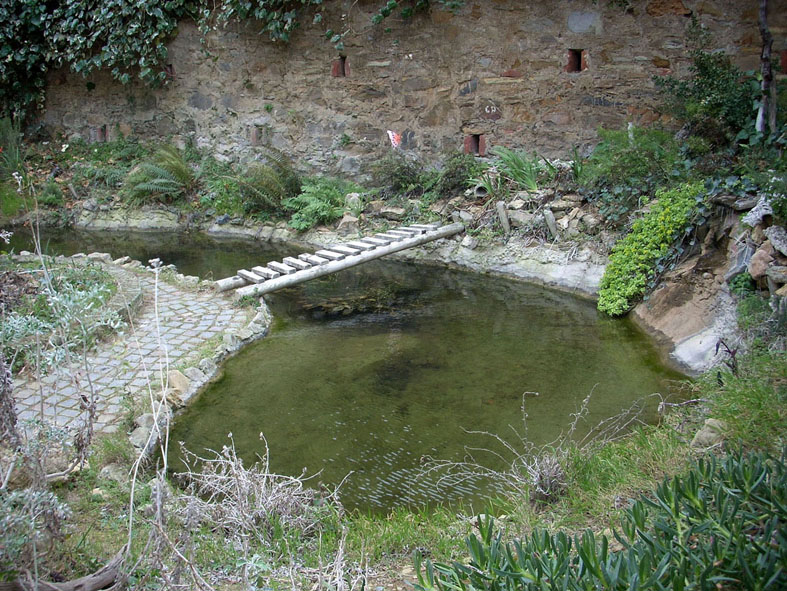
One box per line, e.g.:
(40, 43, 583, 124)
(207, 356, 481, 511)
(240, 148, 302, 215)
(37, 180, 64, 208)
(124, 144, 195, 205)
(656, 20, 756, 144)
(582, 126, 683, 225)
(283, 176, 362, 231)
(490, 146, 542, 193)
(598, 182, 706, 316)
(433, 151, 487, 198)
(371, 153, 428, 198)
(415, 449, 787, 591)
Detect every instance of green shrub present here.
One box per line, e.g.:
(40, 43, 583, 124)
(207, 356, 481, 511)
(415, 449, 787, 591)
(582, 126, 684, 224)
(0, 116, 24, 181)
(656, 46, 754, 143)
(37, 180, 64, 207)
(240, 148, 301, 215)
(283, 176, 362, 231)
(371, 152, 428, 198)
(434, 151, 486, 198)
(598, 182, 706, 316)
(123, 144, 195, 205)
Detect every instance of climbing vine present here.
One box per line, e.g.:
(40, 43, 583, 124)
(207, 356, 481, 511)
(1, 0, 430, 121)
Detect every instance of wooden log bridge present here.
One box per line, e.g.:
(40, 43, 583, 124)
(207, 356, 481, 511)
(215, 222, 465, 297)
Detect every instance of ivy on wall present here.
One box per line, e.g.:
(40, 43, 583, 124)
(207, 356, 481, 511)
(2, 0, 454, 121)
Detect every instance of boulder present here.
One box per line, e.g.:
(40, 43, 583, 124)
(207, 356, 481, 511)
(543, 209, 558, 238)
(508, 198, 526, 210)
(724, 241, 756, 281)
(766, 266, 787, 285)
(764, 225, 787, 257)
(742, 195, 773, 227)
(99, 463, 128, 484)
(380, 206, 407, 221)
(336, 213, 359, 236)
(748, 248, 774, 280)
(345, 192, 362, 212)
(87, 252, 113, 264)
(548, 199, 575, 212)
(167, 370, 191, 397)
(460, 235, 478, 249)
(184, 367, 207, 383)
(508, 210, 535, 228)
(364, 200, 385, 215)
(691, 418, 726, 448)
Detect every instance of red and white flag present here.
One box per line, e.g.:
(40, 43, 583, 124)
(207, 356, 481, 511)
(387, 130, 402, 149)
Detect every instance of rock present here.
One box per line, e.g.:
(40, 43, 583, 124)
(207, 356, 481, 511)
(691, 418, 726, 448)
(87, 252, 113, 263)
(496, 201, 510, 234)
(748, 246, 774, 280)
(364, 200, 385, 215)
(91, 487, 109, 501)
(751, 224, 766, 244)
(548, 199, 575, 212)
(725, 241, 755, 282)
(455, 210, 474, 224)
(167, 369, 191, 396)
(336, 214, 359, 236)
(129, 424, 154, 449)
(732, 195, 760, 210)
(123, 260, 143, 269)
(508, 198, 526, 210)
(216, 213, 231, 225)
(237, 327, 253, 340)
(766, 266, 787, 285)
(708, 193, 737, 207)
(113, 256, 131, 265)
(777, 284, 787, 296)
(764, 226, 787, 257)
(561, 192, 584, 204)
(460, 235, 478, 249)
(198, 357, 217, 375)
(380, 206, 406, 221)
(83, 198, 98, 212)
(508, 210, 535, 227)
(581, 212, 603, 230)
(134, 413, 155, 430)
(182, 275, 200, 286)
(345, 192, 362, 212)
(184, 367, 207, 382)
(543, 209, 558, 238)
(99, 463, 128, 484)
(742, 195, 773, 227)
(165, 388, 183, 408)
(223, 332, 241, 349)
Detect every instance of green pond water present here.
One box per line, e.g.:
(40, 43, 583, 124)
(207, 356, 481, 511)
(7, 228, 686, 512)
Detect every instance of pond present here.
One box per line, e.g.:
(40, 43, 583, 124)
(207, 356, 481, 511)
(6, 227, 686, 512)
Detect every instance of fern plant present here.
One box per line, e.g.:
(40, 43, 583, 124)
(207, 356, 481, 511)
(283, 177, 361, 231)
(240, 147, 302, 215)
(124, 144, 195, 205)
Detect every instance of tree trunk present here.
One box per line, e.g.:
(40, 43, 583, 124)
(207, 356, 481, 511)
(756, 0, 775, 134)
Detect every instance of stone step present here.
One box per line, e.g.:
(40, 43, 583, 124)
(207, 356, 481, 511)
(237, 269, 265, 284)
(315, 249, 346, 261)
(377, 232, 406, 241)
(252, 266, 281, 279)
(268, 261, 297, 275)
(299, 253, 330, 265)
(345, 240, 376, 251)
(329, 244, 362, 256)
(283, 256, 312, 270)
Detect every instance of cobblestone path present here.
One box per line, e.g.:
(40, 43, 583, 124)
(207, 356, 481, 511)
(12, 266, 251, 434)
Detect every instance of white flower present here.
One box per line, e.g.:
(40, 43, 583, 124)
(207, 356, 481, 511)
(61, 143, 69, 153)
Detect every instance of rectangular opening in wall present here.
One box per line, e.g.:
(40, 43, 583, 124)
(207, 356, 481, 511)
(464, 134, 486, 156)
(332, 56, 348, 77)
(566, 49, 586, 73)
(164, 64, 175, 80)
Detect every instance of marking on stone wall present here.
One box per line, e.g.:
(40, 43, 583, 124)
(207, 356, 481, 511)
(459, 79, 478, 96)
(580, 96, 624, 107)
(481, 100, 502, 121)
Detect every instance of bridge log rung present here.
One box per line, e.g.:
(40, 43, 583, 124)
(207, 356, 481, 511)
(377, 233, 406, 241)
(252, 266, 281, 279)
(283, 256, 312, 270)
(237, 269, 266, 284)
(299, 253, 330, 265)
(328, 244, 362, 256)
(268, 261, 297, 275)
(315, 249, 346, 261)
(345, 240, 376, 251)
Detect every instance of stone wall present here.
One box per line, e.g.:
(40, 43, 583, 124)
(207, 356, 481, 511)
(41, 0, 786, 177)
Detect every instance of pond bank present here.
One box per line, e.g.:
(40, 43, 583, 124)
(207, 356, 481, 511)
(8, 250, 269, 442)
(6, 202, 739, 373)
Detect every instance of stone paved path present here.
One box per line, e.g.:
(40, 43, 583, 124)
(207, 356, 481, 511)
(13, 265, 251, 434)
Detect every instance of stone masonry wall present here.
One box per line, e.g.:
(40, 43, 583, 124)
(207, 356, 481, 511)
(41, 0, 787, 177)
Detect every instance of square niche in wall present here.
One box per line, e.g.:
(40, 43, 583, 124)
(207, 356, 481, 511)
(566, 49, 588, 73)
